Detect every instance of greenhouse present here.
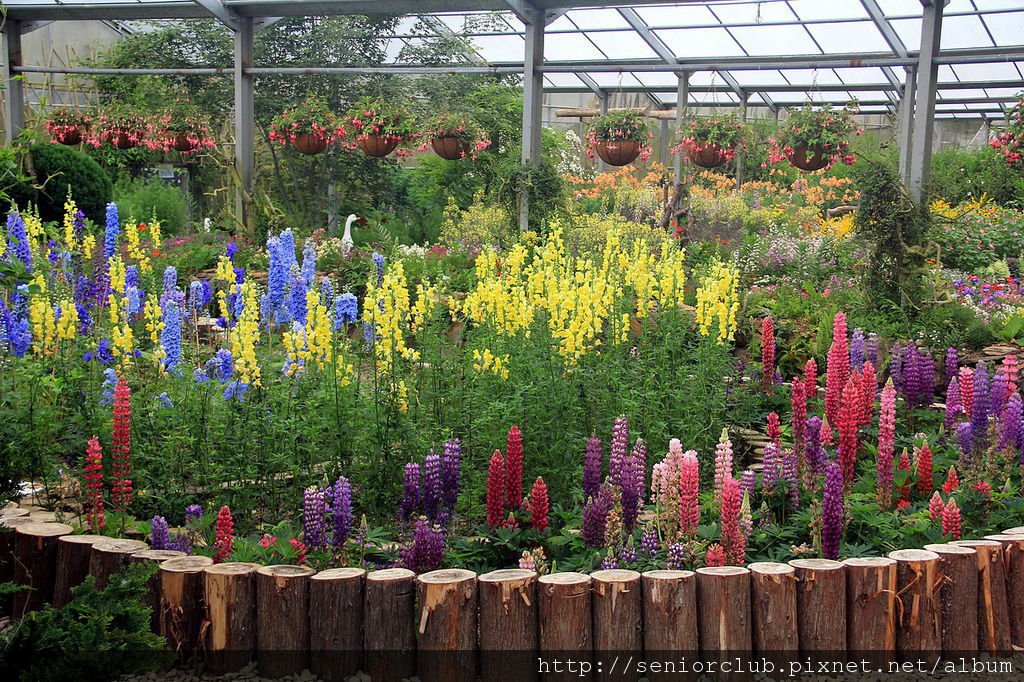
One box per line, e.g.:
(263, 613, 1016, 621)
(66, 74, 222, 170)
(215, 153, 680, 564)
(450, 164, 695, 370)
(2, 0, 1024, 679)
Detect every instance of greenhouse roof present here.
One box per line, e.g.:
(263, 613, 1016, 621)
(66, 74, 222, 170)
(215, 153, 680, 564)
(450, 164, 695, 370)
(3, 0, 1023, 118)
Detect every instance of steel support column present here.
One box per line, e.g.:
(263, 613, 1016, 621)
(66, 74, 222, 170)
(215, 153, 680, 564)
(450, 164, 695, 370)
(897, 66, 917, 184)
(908, 2, 944, 202)
(736, 95, 748, 189)
(234, 15, 255, 232)
(519, 3, 545, 231)
(673, 72, 689, 184)
(597, 93, 608, 172)
(2, 21, 25, 143)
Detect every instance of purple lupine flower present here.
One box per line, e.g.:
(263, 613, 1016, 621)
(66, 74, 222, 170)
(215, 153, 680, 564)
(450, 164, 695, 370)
(441, 439, 461, 515)
(945, 347, 959, 384)
(903, 346, 936, 408)
(889, 342, 904, 394)
(169, 532, 193, 555)
(619, 544, 637, 565)
(667, 543, 687, 570)
(330, 477, 352, 547)
(401, 518, 444, 573)
(945, 376, 962, 437)
(762, 442, 780, 490)
(582, 483, 613, 548)
(957, 422, 974, 465)
(805, 416, 825, 473)
(866, 332, 880, 369)
(850, 329, 866, 371)
(303, 486, 328, 549)
(782, 448, 799, 509)
(998, 393, 1023, 456)
(150, 516, 170, 550)
(739, 468, 757, 500)
(400, 463, 421, 520)
(422, 451, 442, 523)
(821, 461, 844, 560)
(583, 436, 603, 503)
(609, 416, 629, 487)
(971, 362, 991, 453)
(991, 370, 1009, 417)
(620, 439, 646, 532)
(600, 553, 619, 570)
(184, 504, 203, 525)
(640, 528, 660, 556)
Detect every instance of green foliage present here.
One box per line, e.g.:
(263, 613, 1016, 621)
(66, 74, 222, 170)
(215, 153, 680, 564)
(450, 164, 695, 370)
(932, 203, 1024, 272)
(0, 564, 167, 681)
(113, 177, 190, 232)
(776, 102, 860, 158)
(586, 109, 650, 143)
(438, 194, 514, 249)
(24, 143, 113, 222)
(930, 146, 1024, 207)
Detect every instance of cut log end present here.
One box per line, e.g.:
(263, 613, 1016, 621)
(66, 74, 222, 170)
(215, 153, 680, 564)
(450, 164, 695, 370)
(749, 561, 795, 575)
(888, 549, 940, 562)
(417, 568, 476, 584)
(311, 567, 366, 582)
(256, 564, 315, 578)
(478, 568, 536, 583)
(642, 569, 695, 580)
(843, 557, 896, 568)
(16, 522, 74, 537)
(161, 556, 213, 572)
(366, 567, 415, 583)
(131, 549, 186, 562)
(789, 558, 844, 571)
(922, 543, 975, 555)
(696, 566, 750, 577)
(205, 561, 261, 576)
(539, 571, 591, 585)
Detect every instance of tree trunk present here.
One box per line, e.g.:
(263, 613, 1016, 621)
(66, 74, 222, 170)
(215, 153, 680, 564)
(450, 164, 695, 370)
(888, 549, 942, 660)
(256, 564, 314, 678)
(416, 568, 478, 682)
(748, 562, 798, 667)
(952, 540, 1012, 653)
(789, 559, 846, 656)
(642, 570, 697, 682)
(696, 566, 751, 670)
(12, 522, 73, 614)
(843, 557, 896, 666)
(89, 539, 149, 590)
(591, 569, 642, 682)
(205, 562, 260, 674)
(539, 572, 592, 681)
(365, 567, 417, 682)
(985, 534, 1024, 647)
(52, 534, 106, 608)
(479, 569, 538, 682)
(130, 549, 185, 633)
(310, 567, 366, 682)
(160, 556, 213, 655)
(923, 543, 978, 655)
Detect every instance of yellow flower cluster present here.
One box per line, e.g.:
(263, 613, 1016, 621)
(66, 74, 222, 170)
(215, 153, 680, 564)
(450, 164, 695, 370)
(28, 276, 57, 356)
(23, 209, 43, 242)
(229, 280, 262, 387)
(282, 289, 337, 378)
(410, 282, 439, 334)
(63, 196, 79, 251)
(695, 261, 740, 344)
(145, 298, 165, 369)
(815, 213, 855, 240)
(109, 256, 127, 298)
(56, 298, 78, 342)
(472, 348, 510, 380)
(213, 256, 236, 324)
(365, 260, 419, 375)
(108, 293, 135, 365)
(124, 222, 152, 273)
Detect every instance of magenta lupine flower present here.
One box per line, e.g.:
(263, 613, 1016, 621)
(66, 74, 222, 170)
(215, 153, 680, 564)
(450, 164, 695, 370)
(876, 381, 897, 505)
(582, 483, 613, 548)
(679, 450, 700, 536)
(971, 362, 991, 453)
(583, 436, 603, 503)
(400, 462, 421, 520)
(330, 477, 352, 546)
(945, 347, 959, 384)
(150, 516, 170, 550)
(761, 442, 780, 491)
(998, 393, 1023, 456)
(441, 438, 461, 515)
(640, 528, 660, 556)
(302, 486, 328, 550)
(667, 543, 687, 570)
(782, 448, 799, 509)
(739, 468, 757, 499)
(401, 518, 445, 573)
(944, 376, 962, 436)
(422, 451, 442, 522)
(821, 461, 844, 560)
(805, 416, 825, 473)
(620, 439, 646, 532)
(609, 415, 629, 487)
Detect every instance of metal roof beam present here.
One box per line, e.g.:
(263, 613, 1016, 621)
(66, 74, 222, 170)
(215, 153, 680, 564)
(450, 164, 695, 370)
(193, 0, 239, 30)
(861, 0, 908, 59)
(617, 7, 676, 65)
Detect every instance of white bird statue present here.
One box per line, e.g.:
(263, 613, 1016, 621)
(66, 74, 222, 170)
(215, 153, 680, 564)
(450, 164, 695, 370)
(341, 214, 357, 255)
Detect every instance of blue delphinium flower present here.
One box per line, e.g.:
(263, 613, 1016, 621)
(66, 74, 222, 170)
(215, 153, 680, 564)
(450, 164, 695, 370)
(287, 273, 307, 326)
(204, 348, 234, 382)
(103, 203, 120, 259)
(188, 280, 206, 312)
(161, 266, 177, 302)
(265, 236, 288, 324)
(226, 241, 239, 261)
(160, 299, 182, 374)
(0, 299, 9, 351)
(372, 252, 386, 285)
(156, 393, 173, 408)
(279, 229, 297, 272)
(125, 285, 143, 318)
(99, 368, 119, 405)
(193, 368, 210, 384)
(319, 277, 334, 304)
(6, 212, 32, 273)
(223, 379, 250, 402)
(301, 240, 317, 288)
(333, 293, 358, 330)
(125, 265, 140, 290)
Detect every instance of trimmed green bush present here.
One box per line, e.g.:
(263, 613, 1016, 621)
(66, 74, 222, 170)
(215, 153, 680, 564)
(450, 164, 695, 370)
(28, 143, 113, 222)
(113, 177, 189, 232)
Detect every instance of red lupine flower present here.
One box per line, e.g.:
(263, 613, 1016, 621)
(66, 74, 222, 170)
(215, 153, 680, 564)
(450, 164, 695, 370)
(858, 361, 876, 428)
(790, 377, 808, 466)
(896, 499, 910, 511)
(837, 375, 861, 489)
(289, 538, 307, 564)
(928, 491, 945, 520)
(679, 449, 700, 536)
(897, 450, 913, 503)
(259, 534, 277, 548)
(111, 377, 133, 512)
(84, 435, 105, 532)
(486, 450, 506, 530)
(942, 466, 960, 494)
(766, 412, 781, 450)
(804, 357, 818, 399)
(761, 317, 775, 393)
(505, 426, 524, 510)
(941, 498, 962, 540)
(720, 476, 745, 566)
(704, 543, 726, 567)
(825, 313, 850, 428)
(529, 477, 549, 532)
(500, 511, 518, 529)
(214, 506, 234, 563)
(971, 480, 992, 497)
(915, 441, 933, 496)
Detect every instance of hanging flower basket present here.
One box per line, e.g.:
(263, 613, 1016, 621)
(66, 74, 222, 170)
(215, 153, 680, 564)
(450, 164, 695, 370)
(585, 110, 652, 168)
(358, 135, 400, 158)
(172, 133, 197, 152)
(786, 143, 830, 172)
(595, 140, 641, 167)
(44, 109, 91, 146)
(293, 133, 330, 155)
(110, 131, 141, 150)
(152, 101, 216, 155)
(346, 96, 416, 159)
(769, 102, 861, 172)
(673, 112, 745, 170)
(430, 136, 469, 160)
(686, 144, 729, 169)
(990, 92, 1024, 165)
(269, 94, 346, 154)
(56, 127, 86, 146)
(424, 113, 491, 160)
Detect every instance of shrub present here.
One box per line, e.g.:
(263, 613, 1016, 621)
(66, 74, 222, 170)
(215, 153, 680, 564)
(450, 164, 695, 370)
(113, 177, 190, 232)
(563, 212, 670, 259)
(438, 194, 514, 250)
(27, 143, 113, 222)
(930, 147, 1024, 207)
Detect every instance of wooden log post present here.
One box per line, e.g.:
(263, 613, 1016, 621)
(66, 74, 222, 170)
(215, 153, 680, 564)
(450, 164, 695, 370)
(923, 543, 978, 655)
(789, 559, 846, 656)
(256, 564, 315, 678)
(28, 511, 58, 524)
(539, 572, 592, 681)
(130, 549, 185, 633)
(417, 568, 478, 682)
(365, 568, 417, 682)
(160, 556, 213, 655)
(52, 534, 106, 608)
(205, 562, 260, 674)
(12, 522, 73, 614)
(89, 539, 149, 590)
(642, 570, 697, 681)
(952, 539, 1012, 653)
(1, 517, 41, 590)
(479, 569, 538, 682)
(888, 549, 942, 660)
(843, 557, 896, 666)
(696, 566, 751, 674)
(1003, 526, 1024, 535)
(592, 569, 642, 682)
(748, 562, 798, 669)
(985, 534, 1024, 647)
(310, 567, 366, 682)
(0, 508, 29, 519)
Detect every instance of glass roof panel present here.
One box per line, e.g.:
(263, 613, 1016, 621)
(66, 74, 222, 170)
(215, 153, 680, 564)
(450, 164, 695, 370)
(831, 67, 893, 86)
(940, 15, 996, 49)
(805, 21, 892, 54)
(939, 88, 991, 100)
(730, 70, 791, 87)
(778, 69, 844, 86)
(543, 73, 587, 88)
(951, 62, 1021, 82)
(560, 8, 629, 30)
(544, 33, 606, 61)
(889, 18, 923, 51)
(584, 30, 659, 60)
(469, 34, 524, 62)
(788, 0, 868, 21)
(709, 1, 795, 24)
(633, 5, 720, 28)
(938, 65, 960, 83)
(654, 27, 745, 58)
(982, 11, 1024, 46)
(985, 87, 1024, 98)
(877, 0, 928, 17)
(974, 0, 1024, 9)
(727, 25, 822, 56)
(632, 72, 688, 88)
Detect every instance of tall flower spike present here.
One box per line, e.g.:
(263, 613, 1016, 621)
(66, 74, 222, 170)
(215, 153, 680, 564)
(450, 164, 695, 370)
(999, 393, 1024, 459)
(959, 366, 975, 419)
(621, 438, 646, 532)
(150, 516, 170, 550)
(850, 328, 866, 371)
(713, 428, 734, 501)
(529, 477, 549, 532)
(505, 426, 524, 510)
(302, 486, 327, 550)
(111, 377, 133, 513)
(824, 312, 850, 428)
(803, 357, 818, 402)
(679, 450, 700, 536)
(609, 415, 629, 487)
(941, 498, 962, 540)
(821, 461, 844, 561)
(761, 317, 775, 393)
(805, 416, 825, 475)
(214, 506, 234, 563)
(441, 438, 461, 515)
(971, 362, 991, 454)
(704, 544, 726, 568)
(423, 451, 442, 523)
(1003, 353, 1020, 393)
(790, 378, 808, 465)
(762, 442, 780, 491)
(941, 466, 960, 494)
(331, 476, 352, 546)
(945, 347, 960, 384)
(582, 483, 613, 548)
(945, 376, 963, 437)
(766, 412, 781, 450)
(486, 450, 506, 531)
(400, 463, 421, 520)
(837, 374, 861, 489)
(84, 436, 105, 532)
(915, 441, 933, 496)
(877, 380, 896, 506)
(583, 436, 603, 503)
(928, 491, 945, 520)
(720, 476, 745, 566)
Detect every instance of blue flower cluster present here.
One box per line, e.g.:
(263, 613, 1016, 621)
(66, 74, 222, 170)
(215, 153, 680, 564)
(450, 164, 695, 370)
(103, 203, 120, 259)
(6, 212, 32, 273)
